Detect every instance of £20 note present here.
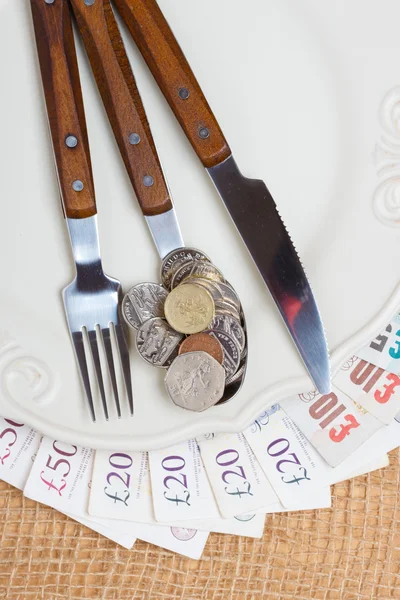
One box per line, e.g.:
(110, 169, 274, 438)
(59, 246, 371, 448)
(197, 432, 278, 517)
(244, 405, 329, 507)
(148, 439, 220, 522)
(89, 450, 155, 523)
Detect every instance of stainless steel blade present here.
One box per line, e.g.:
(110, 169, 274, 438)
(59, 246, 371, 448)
(207, 155, 330, 394)
(145, 208, 184, 259)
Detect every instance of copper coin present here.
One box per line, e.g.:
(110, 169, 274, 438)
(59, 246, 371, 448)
(178, 333, 224, 364)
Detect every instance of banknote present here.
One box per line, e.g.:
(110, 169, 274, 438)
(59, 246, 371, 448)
(148, 439, 221, 522)
(333, 356, 400, 424)
(329, 454, 389, 485)
(244, 405, 329, 507)
(24, 436, 209, 558)
(197, 432, 278, 517)
(0, 424, 137, 548)
(167, 512, 266, 538)
(124, 522, 209, 559)
(357, 313, 400, 373)
(0, 417, 41, 489)
(89, 449, 154, 524)
(280, 386, 383, 466)
(89, 447, 265, 537)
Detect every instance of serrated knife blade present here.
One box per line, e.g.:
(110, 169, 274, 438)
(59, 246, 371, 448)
(208, 156, 331, 394)
(112, 0, 331, 395)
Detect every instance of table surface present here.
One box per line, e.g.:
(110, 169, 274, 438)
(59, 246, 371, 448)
(0, 449, 399, 600)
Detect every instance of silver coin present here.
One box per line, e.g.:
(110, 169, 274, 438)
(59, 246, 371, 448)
(161, 247, 210, 289)
(226, 359, 246, 385)
(136, 317, 184, 368)
(122, 283, 168, 330)
(165, 351, 225, 412)
(215, 281, 241, 312)
(206, 329, 241, 379)
(182, 277, 223, 302)
(172, 261, 224, 289)
(210, 313, 245, 351)
(214, 301, 241, 323)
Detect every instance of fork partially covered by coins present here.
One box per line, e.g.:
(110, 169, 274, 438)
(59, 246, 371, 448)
(122, 248, 247, 412)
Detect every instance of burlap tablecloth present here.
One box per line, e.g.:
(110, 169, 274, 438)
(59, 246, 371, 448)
(0, 449, 399, 600)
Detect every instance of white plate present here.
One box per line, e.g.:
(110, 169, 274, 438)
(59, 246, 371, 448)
(1, 0, 399, 450)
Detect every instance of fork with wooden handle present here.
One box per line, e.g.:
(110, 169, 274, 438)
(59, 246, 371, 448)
(30, 0, 134, 421)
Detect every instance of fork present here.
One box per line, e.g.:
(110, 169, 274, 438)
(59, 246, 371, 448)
(30, 0, 133, 421)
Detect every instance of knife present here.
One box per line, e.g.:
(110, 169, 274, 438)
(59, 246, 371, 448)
(111, 0, 331, 394)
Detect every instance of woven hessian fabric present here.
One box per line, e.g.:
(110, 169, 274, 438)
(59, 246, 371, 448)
(0, 449, 399, 600)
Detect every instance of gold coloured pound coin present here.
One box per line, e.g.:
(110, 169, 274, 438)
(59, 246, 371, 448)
(164, 283, 215, 334)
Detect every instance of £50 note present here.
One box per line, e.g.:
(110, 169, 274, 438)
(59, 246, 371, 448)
(334, 356, 400, 424)
(197, 432, 278, 517)
(280, 386, 382, 466)
(0, 416, 40, 489)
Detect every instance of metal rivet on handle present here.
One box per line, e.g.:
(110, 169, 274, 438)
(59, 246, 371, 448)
(44, 0, 55, 4)
(72, 180, 84, 192)
(128, 133, 141, 145)
(198, 127, 210, 139)
(84, 0, 95, 5)
(143, 176, 154, 187)
(65, 135, 78, 148)
(178, 87, 190, 100)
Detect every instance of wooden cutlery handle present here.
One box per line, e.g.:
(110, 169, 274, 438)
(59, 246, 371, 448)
(69, 0, 172, 217)
(113, 0, 231, 169)
(31, 0, 96, 219)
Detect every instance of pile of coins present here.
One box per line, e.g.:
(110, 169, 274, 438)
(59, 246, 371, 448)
(122, 248, 247, 412)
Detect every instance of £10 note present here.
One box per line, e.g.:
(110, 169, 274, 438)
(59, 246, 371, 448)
(357, 314, 400, 373)
(148, 439, 220, 522)
(89, 450, 155, 523)
(244, 405, 329, 507)
(334, 356, 400, 424)
(197, 432, 278, 517)
(0, 417, 40, 489)
(280, 386, 382, 466)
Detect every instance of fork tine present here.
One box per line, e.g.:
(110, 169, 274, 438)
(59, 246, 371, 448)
(101, 328, 121, 418)
(114, 323, 134, 416)
(88, 328, 109, 421)
(72, 331, 96, 422)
